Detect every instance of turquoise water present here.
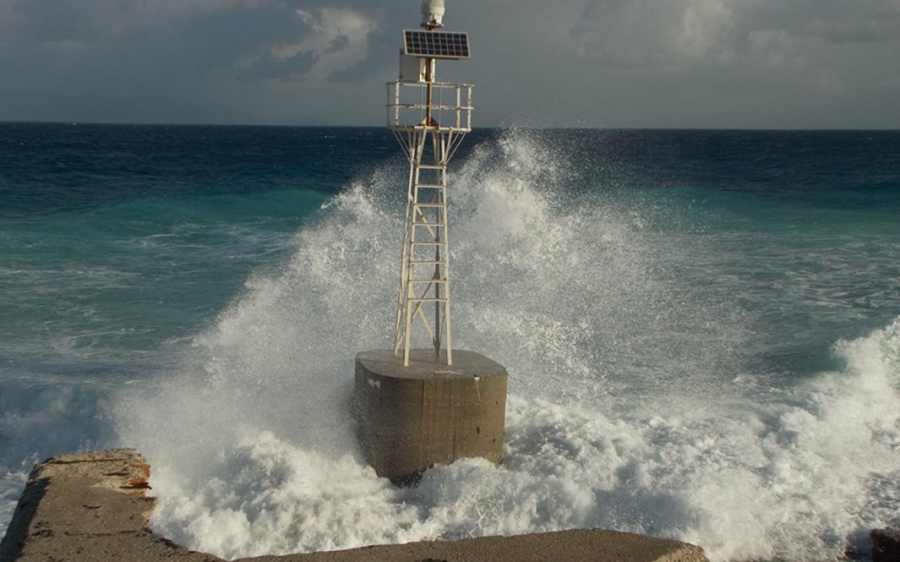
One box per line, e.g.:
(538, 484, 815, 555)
(1, 124, 899, 561)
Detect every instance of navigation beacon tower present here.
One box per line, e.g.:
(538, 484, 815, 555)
(354, 0, 508, 484)
(389, 0, 471, 367)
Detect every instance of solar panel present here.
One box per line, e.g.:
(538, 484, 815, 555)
(404, 30, 471, 59)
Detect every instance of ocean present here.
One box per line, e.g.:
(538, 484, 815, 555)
(1, 123, 899, 561)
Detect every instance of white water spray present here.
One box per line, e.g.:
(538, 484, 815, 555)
(115, 131, 900, 561)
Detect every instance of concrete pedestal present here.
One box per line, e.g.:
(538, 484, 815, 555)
(354, 349, 507, 484)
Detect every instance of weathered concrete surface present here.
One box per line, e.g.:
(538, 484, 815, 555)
(1, 449, 711, 562)
(0, 449, 218, 562)
(355, 349, 507, 483)
(247, 529, 711, 562)
(873, 528, 900, 562)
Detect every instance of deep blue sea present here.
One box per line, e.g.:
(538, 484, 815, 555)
(1, 123, 899, 561)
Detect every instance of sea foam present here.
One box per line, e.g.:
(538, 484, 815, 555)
(114, 131, 900, 561)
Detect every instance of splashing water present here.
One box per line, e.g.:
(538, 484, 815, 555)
(114, 131, 900, 562)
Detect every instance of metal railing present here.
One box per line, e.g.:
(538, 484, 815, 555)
(387, 81, 473, 132)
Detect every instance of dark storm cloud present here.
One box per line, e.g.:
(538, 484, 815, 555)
(5, 0, 133, 42)
(0, 0, 392, 123)
(0, 0, 321, 82)
(0, 0, 898, 127)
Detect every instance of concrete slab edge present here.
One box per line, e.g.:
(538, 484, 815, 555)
(0, 449, 710, 562)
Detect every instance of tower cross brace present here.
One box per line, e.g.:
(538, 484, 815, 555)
(387, 51, 472, 367)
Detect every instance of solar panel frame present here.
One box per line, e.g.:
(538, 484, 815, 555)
(403, 30, 471, 59)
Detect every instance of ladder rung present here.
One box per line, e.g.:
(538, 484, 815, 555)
(418, 164, 445, 170)
(415, 203, 444, 208)
(407, 298, 448, 302)
(416, 183, 445, 189)
(414, 222, 446, 227)
(410, 260, 443, 265)
(411, 241, 445, 246)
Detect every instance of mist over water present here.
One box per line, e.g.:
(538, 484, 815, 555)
(113, 131, 900, 562)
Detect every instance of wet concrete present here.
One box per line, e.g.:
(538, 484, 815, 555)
(355, 349, 507, 483)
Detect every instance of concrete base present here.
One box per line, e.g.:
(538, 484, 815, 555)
(354, 349, 507, 483)
(0, 449, 712, 562)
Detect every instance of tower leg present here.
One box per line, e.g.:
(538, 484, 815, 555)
(392, 129, 453, 366)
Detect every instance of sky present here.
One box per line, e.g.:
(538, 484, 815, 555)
(1, 0, 899, 129)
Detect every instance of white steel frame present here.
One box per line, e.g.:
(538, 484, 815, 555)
(387, 78, 472, 366)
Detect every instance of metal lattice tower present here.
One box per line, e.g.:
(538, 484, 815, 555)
(387, 2, 472, 367)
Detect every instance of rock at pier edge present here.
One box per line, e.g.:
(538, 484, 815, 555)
(0, 449, 711, 562)
(873, 528, 900, 562)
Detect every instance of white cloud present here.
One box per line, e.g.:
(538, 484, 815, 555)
(233, 7, 378, 82)
(289, 8, 377, 77)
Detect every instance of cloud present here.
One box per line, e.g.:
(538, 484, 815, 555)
(324, 34, 350, 55)
(0, 0, 387, 123)
(734, 1, 900, 93)
(571, 0, 736, 67)
(287, 7, 380, 80)
(739, 1, 900, 45)
(570, 0, 900, 68)
(238, 50, 319, 82)
(1, 0, 134, 44)
(0, 0, 898, 127)
(137, 0, 267, 18)
(326, 26, 394, 83)
(565, 0, 900, 101)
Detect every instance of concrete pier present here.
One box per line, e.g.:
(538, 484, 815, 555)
(354, 349, 507, 483)
(0, 449, 712, 562)
(0, 449, 214, 562)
